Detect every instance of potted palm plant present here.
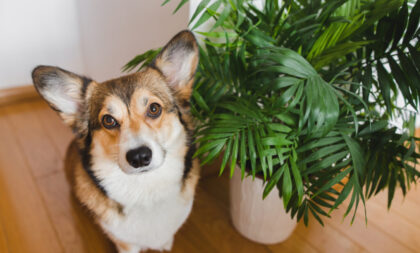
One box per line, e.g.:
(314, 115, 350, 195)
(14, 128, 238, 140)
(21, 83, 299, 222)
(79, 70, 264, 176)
(124, 0, 420, 244)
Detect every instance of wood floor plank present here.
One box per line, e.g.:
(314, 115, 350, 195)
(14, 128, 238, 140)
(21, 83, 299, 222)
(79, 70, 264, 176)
(169, 218, 220, 253)
(0, 220, 9, 253)
(202, 175, 361, 253)
(33, 100, 74, 159)
(4, 101, 62, 178)
(200, 174, 230, 208)
(326, 204, 413, 253)
(295, 220, 366, 253)
(6, 100, 114, 253)
(37, 170, 115, 253)
(405, 185, 420, 206)
(150, 182, 272, 253)
(268, 232, 320, 253)
(360, 194, 420, 252)
(201, 175, 321, 253)
(371, 189, 420, 229)
(1, 100, 419, 253)
(0, 108, 63, 253)
(187, 184, 273, 253)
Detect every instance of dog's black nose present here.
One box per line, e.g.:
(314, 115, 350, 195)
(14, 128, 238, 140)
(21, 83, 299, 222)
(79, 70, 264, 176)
(126, 146, 152, 168)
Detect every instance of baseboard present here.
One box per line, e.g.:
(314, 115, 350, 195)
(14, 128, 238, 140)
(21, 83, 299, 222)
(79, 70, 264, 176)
(0, 85, 40, 107)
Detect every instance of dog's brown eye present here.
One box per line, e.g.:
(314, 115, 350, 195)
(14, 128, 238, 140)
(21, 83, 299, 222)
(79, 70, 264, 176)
(102, 114, 119, 129)
(147, 103, 162, 118)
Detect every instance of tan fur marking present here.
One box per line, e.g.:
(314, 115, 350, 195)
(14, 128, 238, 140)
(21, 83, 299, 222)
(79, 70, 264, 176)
(128, 117, 141, 134)
(85, 81, 98, 101)
(137, 69, 174, 108)
(182, 158, 200, 201)
(129, 87, 174, 134)
(65, 140, 122, 222)
(153, 110, 169, 131)
(95, 96, 129, 160)
(129, 88, 148, 133)
(96, 130, 120, 161)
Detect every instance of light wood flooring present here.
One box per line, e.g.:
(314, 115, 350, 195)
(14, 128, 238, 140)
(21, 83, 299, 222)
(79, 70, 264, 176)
(0, 98, 419, 253)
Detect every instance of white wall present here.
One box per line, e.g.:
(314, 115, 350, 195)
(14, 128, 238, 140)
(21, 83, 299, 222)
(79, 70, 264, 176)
(0, 0, 85, 89)
(76, 0, 188, 82)
(0, 0, 188, 88)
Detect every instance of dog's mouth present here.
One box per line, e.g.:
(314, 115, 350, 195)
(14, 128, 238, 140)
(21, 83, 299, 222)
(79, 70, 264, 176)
(120, 166, 153, 175)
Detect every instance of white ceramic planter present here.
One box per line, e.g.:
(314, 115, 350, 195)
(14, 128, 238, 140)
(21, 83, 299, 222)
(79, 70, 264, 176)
(230, 166, 297, 244)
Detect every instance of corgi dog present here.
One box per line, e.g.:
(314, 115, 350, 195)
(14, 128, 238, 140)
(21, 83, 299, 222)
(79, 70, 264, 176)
(31, 30, 200, 253)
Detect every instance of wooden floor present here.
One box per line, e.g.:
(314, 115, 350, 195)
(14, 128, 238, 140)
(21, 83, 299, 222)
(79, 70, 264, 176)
(0, 98, 419, 253)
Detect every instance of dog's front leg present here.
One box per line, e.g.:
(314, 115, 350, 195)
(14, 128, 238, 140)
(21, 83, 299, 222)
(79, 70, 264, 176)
(114, 241, 142, 253)
(162, 236, 174, 251)
(107, 233, 141, 253)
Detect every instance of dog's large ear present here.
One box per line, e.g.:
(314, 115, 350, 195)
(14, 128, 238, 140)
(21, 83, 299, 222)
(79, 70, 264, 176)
(32, 66, 92, 128)
(152, 30, 199, 104)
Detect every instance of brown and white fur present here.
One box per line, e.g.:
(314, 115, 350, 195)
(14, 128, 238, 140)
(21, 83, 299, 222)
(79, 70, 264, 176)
(32, 30, 200, 253)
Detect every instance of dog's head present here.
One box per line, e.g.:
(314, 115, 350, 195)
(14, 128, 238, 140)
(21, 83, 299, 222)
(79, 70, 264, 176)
(32, 30, 198, 175)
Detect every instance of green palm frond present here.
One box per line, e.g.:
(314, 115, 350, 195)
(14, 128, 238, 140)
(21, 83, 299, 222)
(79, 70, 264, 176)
(124, 0, 420, 226)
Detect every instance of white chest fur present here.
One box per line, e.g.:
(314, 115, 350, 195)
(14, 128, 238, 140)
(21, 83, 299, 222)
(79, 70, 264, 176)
(92, 152, 192, 251)
(101, 191, 193, 250)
